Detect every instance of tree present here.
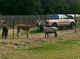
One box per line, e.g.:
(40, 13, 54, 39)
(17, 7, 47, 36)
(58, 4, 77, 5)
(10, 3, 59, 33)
(0, 0, 80, 15)
(66, 0, 80, 13)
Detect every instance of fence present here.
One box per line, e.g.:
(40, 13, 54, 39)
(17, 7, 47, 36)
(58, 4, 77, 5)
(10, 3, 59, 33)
(0, 15, 50, 27)
(0, 15, 50, 38)
(0, 15, 80, 27)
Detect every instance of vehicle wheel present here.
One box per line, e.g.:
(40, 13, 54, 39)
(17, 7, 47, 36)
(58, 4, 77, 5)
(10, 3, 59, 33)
(52, 23, 57, 27)
(70, 22, 75, 29)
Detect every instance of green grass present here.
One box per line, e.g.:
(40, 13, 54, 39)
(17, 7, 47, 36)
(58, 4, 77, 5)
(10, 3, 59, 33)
(76, 22, 80, 28)
(29, 27, 42, 33)
(0, 39, 80, 59)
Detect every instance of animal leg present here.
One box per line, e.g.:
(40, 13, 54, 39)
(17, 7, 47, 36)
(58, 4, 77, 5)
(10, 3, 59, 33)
(27, 30, 29, 38)
(5, 29, 8, 38)
(17, 31, 18, 38)
(45, 33, 49, 38)
(47, 33, 49, 38)
(2, 32, 5, 38)
(54, 32, 57, 37)
(45, 33, 47, 38)
(45, 33, 46, 38)
(5, 32, 8, 38)
(17, 28, 20, 38)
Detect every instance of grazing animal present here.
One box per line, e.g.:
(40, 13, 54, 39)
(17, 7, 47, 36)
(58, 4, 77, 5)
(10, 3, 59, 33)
(1, 20, 8, 38)
(43, 26, 57, 38)
(39, 22, 57, 38)
(16, 23, 38, 38)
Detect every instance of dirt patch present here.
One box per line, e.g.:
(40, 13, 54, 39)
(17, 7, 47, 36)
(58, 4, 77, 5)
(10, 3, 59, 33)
(0, 28, 80, 40)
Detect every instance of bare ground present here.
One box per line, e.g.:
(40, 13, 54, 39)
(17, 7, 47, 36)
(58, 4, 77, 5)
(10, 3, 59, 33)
(23, 28, 80, 39)
(7, 28, 80, 40)
(0, 28, 79, 41)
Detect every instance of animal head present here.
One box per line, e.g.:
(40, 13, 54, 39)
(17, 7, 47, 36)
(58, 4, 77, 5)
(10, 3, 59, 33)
(1, 20, 7, 24)
(38, 22, 46, 26)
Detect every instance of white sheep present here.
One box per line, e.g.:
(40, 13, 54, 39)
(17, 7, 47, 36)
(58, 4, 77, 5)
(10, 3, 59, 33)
(38, 22, 57, 38)
(43, 26, 57, 38)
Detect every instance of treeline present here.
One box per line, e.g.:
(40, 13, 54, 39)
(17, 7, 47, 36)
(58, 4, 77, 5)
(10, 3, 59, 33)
(0, 0, 80, 15)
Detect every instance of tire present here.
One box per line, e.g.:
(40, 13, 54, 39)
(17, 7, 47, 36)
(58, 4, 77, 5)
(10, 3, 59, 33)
(52, 23, 57, 27)
(70, 22, 75, 29)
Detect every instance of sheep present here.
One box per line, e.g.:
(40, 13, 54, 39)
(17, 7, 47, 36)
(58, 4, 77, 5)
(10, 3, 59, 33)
(43, 26, 57, 38)
(39, 22, 57, 38)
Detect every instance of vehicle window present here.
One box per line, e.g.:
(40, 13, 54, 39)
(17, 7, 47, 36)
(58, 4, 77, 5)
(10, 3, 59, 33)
(59, 15, 68, 19)
(68, 16, 73, 19)
(49, 15, 59, 19)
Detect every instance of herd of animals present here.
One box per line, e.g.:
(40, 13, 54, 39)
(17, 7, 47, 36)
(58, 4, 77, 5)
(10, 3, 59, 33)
(0, 20, 57, 39)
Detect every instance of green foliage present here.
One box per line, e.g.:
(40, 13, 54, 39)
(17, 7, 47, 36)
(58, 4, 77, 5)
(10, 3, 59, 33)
(0, 0, 80, 15)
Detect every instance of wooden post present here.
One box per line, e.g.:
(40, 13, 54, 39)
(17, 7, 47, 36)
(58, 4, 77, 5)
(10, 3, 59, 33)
(74, 14, 77, 33)
(13, 18, 15, 39)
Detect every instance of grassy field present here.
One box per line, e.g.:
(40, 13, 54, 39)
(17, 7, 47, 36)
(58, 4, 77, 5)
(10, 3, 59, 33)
(0, 39, 80, 59)
(0, 22, 80, 59)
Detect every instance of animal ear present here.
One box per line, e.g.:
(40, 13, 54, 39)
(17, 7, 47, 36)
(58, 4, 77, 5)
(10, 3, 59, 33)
(4, 20, 7, 22)
(1, 20, 3, 23)
(3, 20, 7, 24)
